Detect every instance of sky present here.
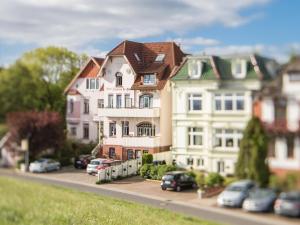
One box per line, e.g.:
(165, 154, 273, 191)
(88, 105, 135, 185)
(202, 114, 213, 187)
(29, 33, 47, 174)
(0, 0, 299, 66)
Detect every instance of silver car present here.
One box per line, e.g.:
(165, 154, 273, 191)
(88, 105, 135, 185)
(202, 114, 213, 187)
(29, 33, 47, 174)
(86, 158, 107, 175)
(217, 180, 255, 207)
(29, 158, 61, 173)
(243, 188, 277, 212)
(274, 191, 300, 217)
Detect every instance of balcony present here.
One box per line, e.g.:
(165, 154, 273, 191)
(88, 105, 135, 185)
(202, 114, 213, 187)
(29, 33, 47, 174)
(98, 107, 160, 118)
(103, 136, 161, 147)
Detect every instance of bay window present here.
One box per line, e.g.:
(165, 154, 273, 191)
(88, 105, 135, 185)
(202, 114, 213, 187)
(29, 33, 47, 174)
(214, 129, 243, 149)
(214, 93, 245, 111)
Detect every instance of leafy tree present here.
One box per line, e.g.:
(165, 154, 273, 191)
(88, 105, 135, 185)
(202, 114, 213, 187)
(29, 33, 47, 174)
(235, 117, 270, 187)
(6, 111, 64, 159)
(0, 47, 87, 121)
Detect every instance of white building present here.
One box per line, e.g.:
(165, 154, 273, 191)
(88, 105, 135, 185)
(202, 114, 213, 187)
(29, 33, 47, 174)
(171, 54, 277, 175)
(65, 40, 185, 160)
(254, 56, 300, 175)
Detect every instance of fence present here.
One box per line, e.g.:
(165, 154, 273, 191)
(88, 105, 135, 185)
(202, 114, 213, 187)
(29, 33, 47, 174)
(97, 158, 142, 182)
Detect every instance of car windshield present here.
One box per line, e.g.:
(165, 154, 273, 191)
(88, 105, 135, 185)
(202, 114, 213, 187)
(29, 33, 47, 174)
(35, 159, 47, 163)
(249, 189, 273, 199)
(162, 175, 175, 181)
(226, 185, 245, 192)
(90, 161, 100, 165)
(280, 192, 300, 201)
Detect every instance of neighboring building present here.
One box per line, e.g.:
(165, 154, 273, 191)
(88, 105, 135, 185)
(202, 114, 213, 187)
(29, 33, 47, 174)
(171, 54, 277, 175)
(65, 40, 185, 160)
(254, 57, 300, 175)
(65, 57, 105, 143)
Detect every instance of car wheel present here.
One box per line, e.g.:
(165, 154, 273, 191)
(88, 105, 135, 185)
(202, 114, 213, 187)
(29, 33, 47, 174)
(176, 186, 181, 192)
(161, 187, 166, 191)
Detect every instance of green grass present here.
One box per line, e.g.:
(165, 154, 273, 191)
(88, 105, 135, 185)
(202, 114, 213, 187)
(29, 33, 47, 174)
(0, 123, 7, 139)
(0, 177, 222, 225)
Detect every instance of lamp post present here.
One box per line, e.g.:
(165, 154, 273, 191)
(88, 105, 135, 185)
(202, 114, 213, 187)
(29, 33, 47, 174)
(21, 139, 29, 172)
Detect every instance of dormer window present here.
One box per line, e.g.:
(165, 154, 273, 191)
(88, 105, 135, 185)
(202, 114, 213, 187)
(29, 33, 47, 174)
(115, 72, 123, 87)
(134, 53, 141, 62)
(143, 74, 156, 85)
(86, 78, 99, 90)
(231, 59, 246, 79)
(188, 59, 202, 79)
(155, 53, 165, 62)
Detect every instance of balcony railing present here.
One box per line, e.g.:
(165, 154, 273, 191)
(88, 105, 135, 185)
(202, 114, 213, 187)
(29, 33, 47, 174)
(103, 136, 161, 147)
(98, 107, 160, 118)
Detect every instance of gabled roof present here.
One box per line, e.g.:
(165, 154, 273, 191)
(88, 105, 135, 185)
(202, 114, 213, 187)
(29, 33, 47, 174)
(172, 54, 278, 81)
(64, 56, 104, 94)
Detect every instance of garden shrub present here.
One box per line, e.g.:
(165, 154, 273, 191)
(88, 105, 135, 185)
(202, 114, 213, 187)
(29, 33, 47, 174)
(205, 173, 224, 187)
(140, 164, 152, 178)
(142, 154, 153, 165)
(186, 171, 196, 179)
(224, 177, 238, 186)
(150, 165, 158, 180)
(195, 172, 205, 189)
(157, 165, 177, 180)
(269, 173, 300, 191)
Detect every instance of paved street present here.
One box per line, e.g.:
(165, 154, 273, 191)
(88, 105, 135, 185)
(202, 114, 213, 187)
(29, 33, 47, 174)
(0, 168, 299, 225)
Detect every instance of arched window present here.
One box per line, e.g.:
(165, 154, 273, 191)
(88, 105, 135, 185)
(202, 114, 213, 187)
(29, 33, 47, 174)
(137, 122, 155, 136)
(139, 94, 153, 108)
(115, 72, 123, 87)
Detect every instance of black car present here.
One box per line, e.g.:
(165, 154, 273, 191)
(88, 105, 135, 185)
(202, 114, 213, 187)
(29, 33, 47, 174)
(161, 171, 196, 192)
(74, 155, 94, 169)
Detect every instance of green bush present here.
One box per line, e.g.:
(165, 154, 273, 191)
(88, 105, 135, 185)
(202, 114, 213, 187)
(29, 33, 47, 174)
(186, 171, 196, 179)
(142, 154, 153, 165)
(140, 164, 152, 178)
(150, 165, 158, 180)
(270, 173, 300, 191)
(140, 164, 177, 180)
(195, 172, 205, 189)
(157, 165, 177, 180)
(205, 173, 224, 187)
(224, 177, 238, 186)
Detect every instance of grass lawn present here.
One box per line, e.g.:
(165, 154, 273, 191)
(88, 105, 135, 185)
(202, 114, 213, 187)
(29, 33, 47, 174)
(0, 177, 223, 225)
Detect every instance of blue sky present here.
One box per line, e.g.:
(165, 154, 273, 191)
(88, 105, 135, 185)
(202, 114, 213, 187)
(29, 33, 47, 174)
(0, 0, 299, 66)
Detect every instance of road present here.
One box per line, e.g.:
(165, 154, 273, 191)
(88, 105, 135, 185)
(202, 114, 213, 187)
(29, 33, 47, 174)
(0, 169, 298, 225)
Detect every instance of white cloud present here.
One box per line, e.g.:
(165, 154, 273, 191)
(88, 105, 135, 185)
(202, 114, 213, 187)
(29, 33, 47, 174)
(172, 37, 220, 51)
(0, 0, 270, 49)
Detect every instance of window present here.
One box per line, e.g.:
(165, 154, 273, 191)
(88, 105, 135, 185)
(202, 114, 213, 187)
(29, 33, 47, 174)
(83, 99, 89, 114)
(109, 122, 116, 137)
(287, 137, 294, 158)
(127, 149, 134, 160)
(90, 79, 96, 89)
(155, 53, 165, 62)
(139, 94, 153, 108)
(135, 150, 142, 159)
(217, 161, 225, 173)
(134, 53, 141, 62)
(188, 127, 203, 146)
(188, 94, 202, 111)
(108, 95, 114, 108)
(86, 79, 89, 89)
(109, 148, 115, 159)
(289, 73, 300, 82)
(214, 93, 245, 111)
(188, 60, 202, 78)
(98, 99, 104, 108)
(143, 74, 156, 85)
(86, 78, 99, 90)
(137, 122, 155, 136)
(231, 59, 246, 79)
(115, 72, 123, 86)
(197, 158, 204, 167)
(187, 158, 194, 166)
(83, 124, 89, 139)
(122, 121, 129, 136)
(70, 127, 77, 136)
(214, 129, 243, 149)
(125, 94, 132, 108)
(116, 95, 122, 108)
(143, 150, 149, 154)
(69, 99, 74, 114)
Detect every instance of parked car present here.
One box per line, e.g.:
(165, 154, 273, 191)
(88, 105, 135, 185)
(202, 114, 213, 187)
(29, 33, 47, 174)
(86, 158, 107, 175)
(74, 154, 94, 169)
(161, 171, 196, 192)
(29, 158, 61, 173)
(274, 191, 300, 217)
(217, 180, 255, 207)
(153, 160, 166, 166)
(96, 160, 122, 171)
(243, 188, 277, 212)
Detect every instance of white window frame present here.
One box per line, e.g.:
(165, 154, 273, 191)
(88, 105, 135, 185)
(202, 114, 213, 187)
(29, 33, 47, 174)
(155, 53, 165, 62)
(188, 127, 203, 147)
(109, 122, 116, 137)
(214, 93, 245, 112)
(231, 59, 246, 79)
(188, 94, 202, 111)
(143, 74, 156, 85)
(214, 128, 243, 150)
(86, 78, 99, 90)
(98, 99, 104, 108)
(188, 59, 203, 79)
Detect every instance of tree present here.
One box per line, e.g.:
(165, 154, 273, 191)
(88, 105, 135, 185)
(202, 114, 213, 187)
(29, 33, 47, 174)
(6, 111, 64, 159)
(235, 117, 270, 187)
(0, 47, 87, 121)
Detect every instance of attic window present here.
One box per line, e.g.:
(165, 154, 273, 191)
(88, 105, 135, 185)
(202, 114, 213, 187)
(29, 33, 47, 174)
(188, 59, 203, 79)
(231, 59, 246, 79)
(134, 53, 141, 62)
(143, 74, 156, 85)
(155, 54, 165, 62)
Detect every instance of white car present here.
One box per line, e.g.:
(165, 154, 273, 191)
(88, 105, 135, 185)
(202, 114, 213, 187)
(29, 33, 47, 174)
(29, 158, 61, 173)
(86, 158, 107, 175)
